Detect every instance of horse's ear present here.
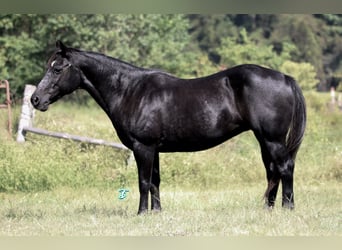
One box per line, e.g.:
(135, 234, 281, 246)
(56, 40, 68, 56)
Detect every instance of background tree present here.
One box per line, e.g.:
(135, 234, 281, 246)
(1, 14, 341, 99)
(280, 61, 319, 91)
(0, 14, 211, 99)
(188, 14, 342, 90)
(187, 14, 238, 63)
(216, 28, 296, 70)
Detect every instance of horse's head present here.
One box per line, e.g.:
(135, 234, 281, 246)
(31, 40, 82, 111)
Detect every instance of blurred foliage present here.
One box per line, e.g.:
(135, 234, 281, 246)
(280, 61, 319, 91)
(216, 28, 296, 70)
(0, 14, 212, 98)
(189, 14, 342, 90)
(1, 14, 342, 99)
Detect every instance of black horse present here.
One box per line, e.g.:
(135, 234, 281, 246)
(31, 41, 306, 214)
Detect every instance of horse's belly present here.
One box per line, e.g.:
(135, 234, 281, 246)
(157, 127, 246, 152)
(158, 140, 224, 152)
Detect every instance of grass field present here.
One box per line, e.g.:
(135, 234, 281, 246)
(0, 91, 341, 236)
(0, 183, 340, 236)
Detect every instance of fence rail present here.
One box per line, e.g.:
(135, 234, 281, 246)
(23, 126, 128, 150)
(17, 84, 129, 153)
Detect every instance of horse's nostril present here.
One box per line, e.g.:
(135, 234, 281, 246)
(31, 95, 40, 106)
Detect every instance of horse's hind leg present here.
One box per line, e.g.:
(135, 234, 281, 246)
(264, 140, 295, 209)
(279, 156, 295, 209)
(256, 134, 294, 209)
(260, 144, 280, 208)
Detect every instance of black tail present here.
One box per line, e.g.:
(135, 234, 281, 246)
(285, 75, 307, 160)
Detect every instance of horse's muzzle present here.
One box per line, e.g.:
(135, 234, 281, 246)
(31, 93, 49, 111)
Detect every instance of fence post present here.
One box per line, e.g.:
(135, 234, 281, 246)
(17, 84, 36, 142)
(0, 80, 12, 136)
(330, 86, 336, 105)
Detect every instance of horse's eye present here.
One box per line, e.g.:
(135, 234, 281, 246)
(53, 67, 63, 74)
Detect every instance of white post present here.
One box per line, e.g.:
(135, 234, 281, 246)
(330, 87, 336, 105)
(17, 84, 36, 142)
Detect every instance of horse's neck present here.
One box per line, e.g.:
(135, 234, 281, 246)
(76, 52, 144, 114)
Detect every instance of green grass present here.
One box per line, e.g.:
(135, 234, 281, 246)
(0, 91, 341, 235)
(0, 183, 340, 236)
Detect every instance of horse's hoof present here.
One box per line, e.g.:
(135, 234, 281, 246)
(137, 209, 148, 215)
(264, 203, 274, 211)
(151, 208, 162, 214)
(282, 203, 295, 210)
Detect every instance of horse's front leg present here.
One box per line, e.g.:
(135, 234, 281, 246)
(133, 143, 156, 215)
(151, 152, 161, 212)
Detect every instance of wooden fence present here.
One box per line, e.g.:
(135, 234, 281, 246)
(0, 80, 12, 135)
(17, 84, 129, 153)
